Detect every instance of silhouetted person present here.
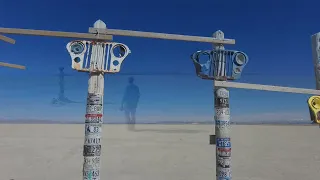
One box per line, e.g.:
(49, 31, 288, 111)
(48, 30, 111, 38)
(120, 77, 140, 130)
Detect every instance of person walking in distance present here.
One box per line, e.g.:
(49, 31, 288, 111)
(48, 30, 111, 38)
(120, 77, 140, 130)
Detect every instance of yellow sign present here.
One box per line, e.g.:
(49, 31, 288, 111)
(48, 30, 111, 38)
(307, 96, 320, 124)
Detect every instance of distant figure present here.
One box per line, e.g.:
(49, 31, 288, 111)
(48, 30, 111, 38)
(51, 67, 79, 106)
(120, 77, 140, 130)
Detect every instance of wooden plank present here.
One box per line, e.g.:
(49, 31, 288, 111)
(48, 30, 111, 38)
(0, 27, 235, 44)
(214, 81, 320, 95)
(89, 27, 236, 44)
(0, 62, 26, 70)
(0, 28, 113, 41)
(0, 34, 15, 44)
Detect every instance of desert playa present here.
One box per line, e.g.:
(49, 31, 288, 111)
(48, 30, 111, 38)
(0, 124, 319, 180)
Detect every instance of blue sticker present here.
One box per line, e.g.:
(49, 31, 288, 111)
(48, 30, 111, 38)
(217, 177, 231, 180)
(215, 120, 230, 127)
(217, 138, 231, 147)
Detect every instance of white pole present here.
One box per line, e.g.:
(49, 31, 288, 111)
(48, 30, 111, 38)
(82, 20, 106, 180)
(213, 30, 232, 180)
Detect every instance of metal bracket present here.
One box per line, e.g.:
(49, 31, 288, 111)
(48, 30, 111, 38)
(209, 134, 216, 145)
(91, 28, 108, 40)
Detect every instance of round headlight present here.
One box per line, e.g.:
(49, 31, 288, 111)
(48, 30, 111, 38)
(312, 97, 320, 109)
(234, 53, 246, 66)
(70, 42, 85, 55)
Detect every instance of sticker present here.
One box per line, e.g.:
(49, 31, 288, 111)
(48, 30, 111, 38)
(215, 108, 230, 116)
(215, 88, 229, 98)
(83, 157, 101, 168)
(83, 169, 100, 180)
(217, 138, 231, 148)
(87, 93, 103, 105)
(215, 115, 230, 122)
(85, 114, 103, 123)
(217, 156, 231, 168)
(84, 137, 101, 145)
(215, 97, 229, 108)
(217, 167, 231, 178)
(217, 177, 231, 180)
(85, 124, 102, 135)
(83, 145, 101, 156)
(86, 104, 103, 114)
(217, 147, 231, 157)
(215, 120, 230, 128)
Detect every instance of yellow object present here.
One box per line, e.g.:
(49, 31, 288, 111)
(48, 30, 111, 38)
(307, 96, 320, 124)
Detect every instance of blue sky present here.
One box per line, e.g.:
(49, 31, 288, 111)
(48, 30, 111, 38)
(0, 0, 319, 123)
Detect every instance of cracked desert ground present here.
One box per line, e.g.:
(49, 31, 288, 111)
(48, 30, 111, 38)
(0, 124, 319, 180)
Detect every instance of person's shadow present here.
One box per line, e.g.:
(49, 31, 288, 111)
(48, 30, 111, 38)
(120, 77, 140, 130)
(119, 77, 207, 134)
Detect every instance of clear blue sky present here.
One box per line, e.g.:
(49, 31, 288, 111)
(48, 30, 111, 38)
(0, 0, 319, 123)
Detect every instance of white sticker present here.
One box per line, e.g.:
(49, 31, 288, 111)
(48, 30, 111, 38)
(217, 156, 231, 168)
(83, 157, 101, 168)
(217, 167, 231, 178)
(86, 104, 103, 114)
(215, 108, 230, 116)
(215, 88, 229, 98)
(87, 93, 103, 105)
(85, 124, 102, 135)
(84, 137, 101, 145)
(215, 120, 230, 128)
(217, 147, 231, 157)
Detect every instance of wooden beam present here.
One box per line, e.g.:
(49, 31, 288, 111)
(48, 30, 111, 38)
(0, 62, 26, 70)
(0, 27, 113, 41)
(215, 81, 320, 95)
(89, 27, 235, 44)
(0, 27, 235, 44)
(0, 34, 15, 44)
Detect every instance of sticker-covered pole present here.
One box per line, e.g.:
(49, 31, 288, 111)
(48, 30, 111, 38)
(82, 21, 106, 180)
(213, 30, 232, 180)
(66, 20, 130, 180)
